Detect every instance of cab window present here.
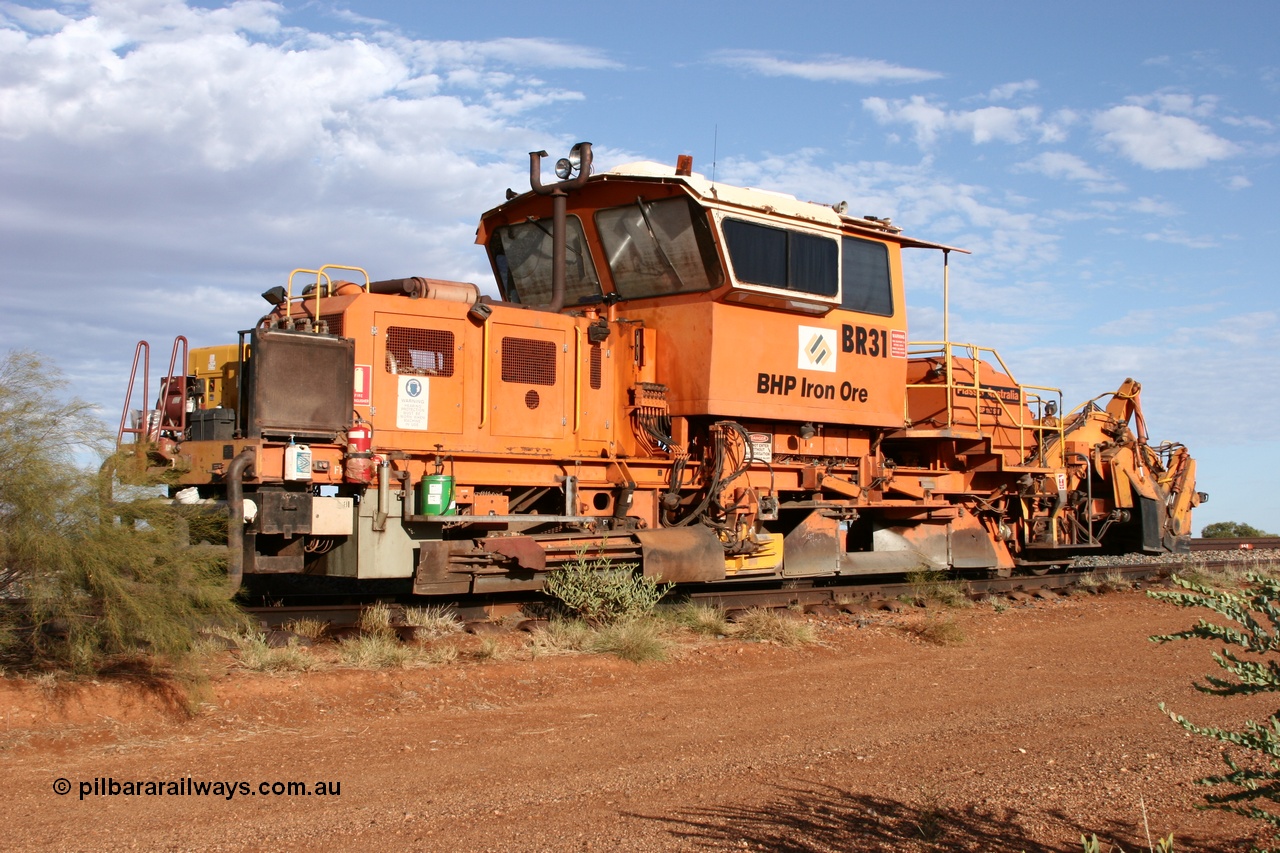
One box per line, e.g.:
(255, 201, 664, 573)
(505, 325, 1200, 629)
(723, 219, 838, 296)
(841, 236, 892, 316)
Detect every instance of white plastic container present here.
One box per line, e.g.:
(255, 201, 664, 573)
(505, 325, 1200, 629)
(284, 444, 313, 481)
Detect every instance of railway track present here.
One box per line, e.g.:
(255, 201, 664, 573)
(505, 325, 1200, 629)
(1190, 536, 1280, 552)
(244, 542, 1280, 631)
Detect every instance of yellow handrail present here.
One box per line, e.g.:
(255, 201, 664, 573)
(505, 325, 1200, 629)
(904, 340, 1064, 465)
(284, 264, 371, 331)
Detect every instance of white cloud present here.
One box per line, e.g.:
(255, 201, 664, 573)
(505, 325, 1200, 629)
(1221, 114, 1274, 132)
(710, 50, 942, 84)
(1014, 151, 1124, 193)
(0, 0, 626, 410)
(1140, 229, 1222, 249)
(986, 79, 1038, 101)
(1127, 91, 1219, 118)
(1226, 175, 1252, 190)
(864, 96, 1055, 148)
(1092, 105, 1240, 170)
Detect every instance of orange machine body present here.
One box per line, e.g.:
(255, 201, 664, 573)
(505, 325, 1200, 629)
(117, 146, 1203, 595)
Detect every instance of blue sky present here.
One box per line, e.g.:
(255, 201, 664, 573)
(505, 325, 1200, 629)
(1, 0, 1276, 533)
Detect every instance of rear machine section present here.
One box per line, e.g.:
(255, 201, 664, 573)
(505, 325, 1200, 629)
(115, 142, 1205, 596)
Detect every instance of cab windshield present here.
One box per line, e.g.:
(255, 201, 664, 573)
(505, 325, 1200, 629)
(595, 197, 722, 299)
(490, 216, 602, 306)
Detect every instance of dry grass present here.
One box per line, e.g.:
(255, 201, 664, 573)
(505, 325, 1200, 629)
(417, 642, 460, 666)
(529, 617, 669, 662)
(283, 618, 328, 641)
(906, 569, 972, 608)
(906, 615, 966, 646)
(980, 595, 1008, 613)
(232, 632, 320, 672)
(669, 602, 732, 637)
(591, 619, 669, 663)
(731, 608, 817, 646)
(402, 605, 463, 639)
(357, 602, 396, 640)
(470, 637, 506, 661)
(529, 619, 595, 656)
(337, 633, 412, 668)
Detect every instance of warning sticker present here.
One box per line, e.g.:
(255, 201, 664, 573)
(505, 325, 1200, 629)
(748, 432, 773, 464)
(397, 376, 429, 430)
(890, 329, 907, 359)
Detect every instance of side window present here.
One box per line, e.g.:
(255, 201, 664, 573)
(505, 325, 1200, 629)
(841, 236, 893, 316)
(723, 219, 838, 296)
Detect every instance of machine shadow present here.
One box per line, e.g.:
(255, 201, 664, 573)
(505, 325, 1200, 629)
(624, 781, 1254, 852)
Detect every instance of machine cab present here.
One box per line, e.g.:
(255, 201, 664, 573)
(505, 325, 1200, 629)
(476, 157, 937, 430)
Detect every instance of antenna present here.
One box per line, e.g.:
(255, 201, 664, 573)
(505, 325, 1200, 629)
(712, 125, 718, 185)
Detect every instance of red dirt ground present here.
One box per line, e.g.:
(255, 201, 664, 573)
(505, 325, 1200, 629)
(1, 589, 1274, 852)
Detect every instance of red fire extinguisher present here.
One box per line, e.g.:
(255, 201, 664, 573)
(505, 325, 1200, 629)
(347, 418, 373, 453)
(344, 416, 375, 484)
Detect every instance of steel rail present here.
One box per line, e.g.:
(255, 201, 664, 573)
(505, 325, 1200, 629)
(244, 552, 1280, 631)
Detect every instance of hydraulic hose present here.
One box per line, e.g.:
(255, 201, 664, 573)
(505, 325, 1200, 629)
(226, 449, 256, 592)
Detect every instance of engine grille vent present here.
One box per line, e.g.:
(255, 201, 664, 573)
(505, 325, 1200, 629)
(501, 337, 557, 386)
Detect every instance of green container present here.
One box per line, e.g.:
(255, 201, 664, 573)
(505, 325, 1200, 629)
(418, 474, 455, 516)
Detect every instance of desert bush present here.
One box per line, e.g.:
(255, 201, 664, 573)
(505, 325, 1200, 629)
(732, 608, 816, 646)
(0, 350, 242, 674)
(1150, 572, 1280, 847)
(544, 549, 672, 626)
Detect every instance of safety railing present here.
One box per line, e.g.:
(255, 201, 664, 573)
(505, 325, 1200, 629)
(283, 264, 370, 331)
(905, 340, 1064, 467)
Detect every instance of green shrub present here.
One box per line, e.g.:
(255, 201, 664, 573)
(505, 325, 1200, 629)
(0, 350, 242, 674)
(1150, 572, 1280, 846)
(544, 549, 672, 626)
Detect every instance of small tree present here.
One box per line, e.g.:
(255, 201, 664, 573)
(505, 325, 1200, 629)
(1150, 573, 1280, 848)
(0, 350, 241, 674)
(1202, 521, 1277, 538)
